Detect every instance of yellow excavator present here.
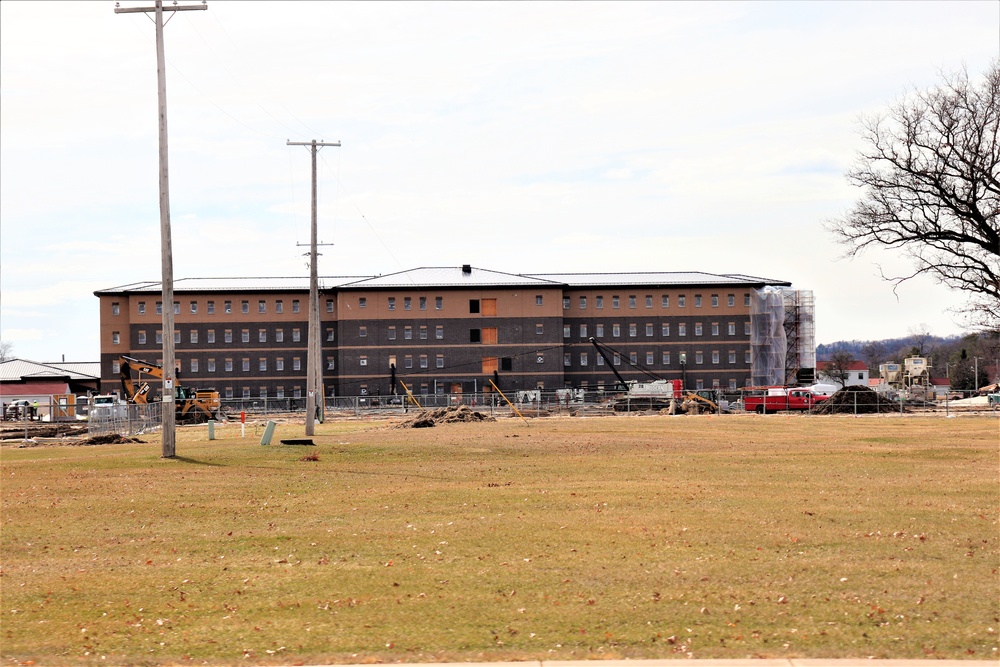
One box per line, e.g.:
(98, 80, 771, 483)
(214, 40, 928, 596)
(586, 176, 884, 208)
(119, 355, 223, 423)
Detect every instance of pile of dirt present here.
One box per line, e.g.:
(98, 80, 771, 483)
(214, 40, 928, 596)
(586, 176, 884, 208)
(79, 433, 145, 446)
(813, 385, 903, 414)
(396, 405, 497, 428)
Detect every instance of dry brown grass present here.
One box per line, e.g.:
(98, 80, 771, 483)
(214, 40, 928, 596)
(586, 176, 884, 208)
(1, 414, 997, 665)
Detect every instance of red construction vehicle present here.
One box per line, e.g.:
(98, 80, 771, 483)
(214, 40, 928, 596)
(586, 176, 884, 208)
(742, 386, 827, 414)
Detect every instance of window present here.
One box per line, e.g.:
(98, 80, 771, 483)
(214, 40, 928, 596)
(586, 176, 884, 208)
(224, 300, 232, 314)
(174, 331, 181, 344)
(436, 355, 444, 369)
(695, 323, 703, 336)
(225, 358, 233, 372)
(292, 328, 301, 342)
(629, 295, 637, 308)
(695, 295, 702, 308)
(678, 295, 686, 308)
(242, 387, 251, 399)
(579, 296, 587, 309)
(661, 295, 669, 308)
(156, 301, 163, 315)
(612, 296, 620, 309)
(189, 359, 199, 373)
(326, 299, 334, 313)
(359, 325, 367, 338)
(501, 357, 513, 371)
(191, 330, 198, 344)
(388, 326, 396, 341)
(629, 323, 637, 337)
(276, 358, 284, 371)
(729, 378, 738, 391)
(419, 296, 427, 310)
(275, 300, 283, 314)
(728, 294, 735, 307)
(745, 350, 752, 364)
(112, 302, 120, 316)
(662, 351, 671, 365)
(419, 355, 428, 369)
(275, 329, 283, 342)
(536, 323, 544, 335)
(562, 297, 570, 310)
(435, 326, 444, 340)
(728, 322, 736, 336)
(404, 355, 413, 369)
(388, 297, 396, 311)
(259, 386, 267, 399)
(729, 350, 737, 364)
(241, 329, 250, 343)
(711, 294, 719, 308)
(156, 330, 163, 344)
(470, 329, 481, 343)
(359, 297, 367, 308)
(678, 323, 687, 336)
(696, 379, 704, 390)
(138, 331, 147, 344)
(327, 328, 335, 342)
(661, 323, 670, 336)
(612, 323, 621, 337)
(596, 296, 604, 309)
(695, 351, 704, 365)
(225, 329, 233, 343)
(744, 321, 751, 336)
(242, 358, 250, 372)
(580, 324, 588, 338)
(173, 302, 180, 315)
(292, 300, 300, 313)
(293, 386, 301, 399)
(241, 300, 249, 314)
(435, 296, 443, 310)
(744, 294, 751, 307)
(469, 299, 479, 314)
(712, 351, 720, 364)
(580, 352, 588, 366)
(645, 323, 653, 337)
(646, 352, 654, 365)
(597, 354, 605, 366)
(359, 356, 368, 367)
(207, 329, 215, 343)
(259, 329, 267, 343)
(711, 323, 719, 336)
(208, 358, 216, 372)
(536, 295, 543, 306)
(112, 331, 120, 345)
(293, 357, 301, 371)
(404, 297, 411, 310)
(595, 323, 604, 337)
(563, 324, 572, 339)
(138, 302, 146, 315)
(536, 353, 545, 364)
(402, 326, 412, 340)
(207, 300, 215, 314)
(564, 353, 572, 367)
(629, 352, 638, 364)
(419, 326, 427, 340)
(645, 295, 653, 308)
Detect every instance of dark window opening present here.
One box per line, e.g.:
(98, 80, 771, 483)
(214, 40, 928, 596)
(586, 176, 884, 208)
(469, 299, 480, 314)
(470, 329, 481, 343)
(500, 357, 513, 371)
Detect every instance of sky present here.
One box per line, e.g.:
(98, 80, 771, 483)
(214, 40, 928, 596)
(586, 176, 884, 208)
(1, 1, 998, 363)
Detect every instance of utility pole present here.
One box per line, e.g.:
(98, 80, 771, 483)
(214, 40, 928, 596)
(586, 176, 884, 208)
(116, 0, 206, 458)
(287, 140, 340, 436)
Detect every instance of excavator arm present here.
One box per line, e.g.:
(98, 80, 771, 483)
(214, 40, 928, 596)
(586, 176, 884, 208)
(119, 355, 165, 405)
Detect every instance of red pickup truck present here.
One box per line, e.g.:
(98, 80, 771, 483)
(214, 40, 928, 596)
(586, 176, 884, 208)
(743, 387, 827, 414)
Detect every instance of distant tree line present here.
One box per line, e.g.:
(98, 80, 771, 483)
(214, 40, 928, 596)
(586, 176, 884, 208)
(817, 329, 1000, 391)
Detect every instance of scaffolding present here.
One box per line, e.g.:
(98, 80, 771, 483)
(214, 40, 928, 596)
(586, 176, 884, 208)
(750, 287, 815, 387)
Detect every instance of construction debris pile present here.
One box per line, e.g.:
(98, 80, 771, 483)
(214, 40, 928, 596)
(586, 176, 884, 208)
(82, 433, 145, 445)
(397, 405, 497, 428)
(812, 386, 902, 414)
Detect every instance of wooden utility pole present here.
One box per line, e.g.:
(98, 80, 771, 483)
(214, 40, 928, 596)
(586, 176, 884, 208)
(116, 0, 206, 458)
(287, 140, 340, 436)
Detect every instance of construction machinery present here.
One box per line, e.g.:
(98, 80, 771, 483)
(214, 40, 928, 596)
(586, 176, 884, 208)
(588, 338, 723, 413)
(119, 355, 223, 423)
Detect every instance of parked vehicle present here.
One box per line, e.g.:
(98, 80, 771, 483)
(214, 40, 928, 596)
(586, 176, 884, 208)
(743, 386, 828, 414)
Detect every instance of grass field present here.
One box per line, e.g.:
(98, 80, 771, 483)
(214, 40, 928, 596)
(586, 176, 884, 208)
(1, 414, 997, 665)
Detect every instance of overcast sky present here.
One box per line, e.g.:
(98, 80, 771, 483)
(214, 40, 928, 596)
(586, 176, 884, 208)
(1, 1, 997, 363)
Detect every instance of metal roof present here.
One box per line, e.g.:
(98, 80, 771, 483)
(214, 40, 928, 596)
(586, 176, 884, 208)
(96, 268, 791, 294)
(0, 359, 100, 382)
(529, 271, 790, 287)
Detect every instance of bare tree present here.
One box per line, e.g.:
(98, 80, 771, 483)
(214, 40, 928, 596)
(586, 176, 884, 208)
(861, 340, 886, 376)
(0, 339, 12, 363)
(823, 350, 857, 388)
(829, 63, 1000, 329)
